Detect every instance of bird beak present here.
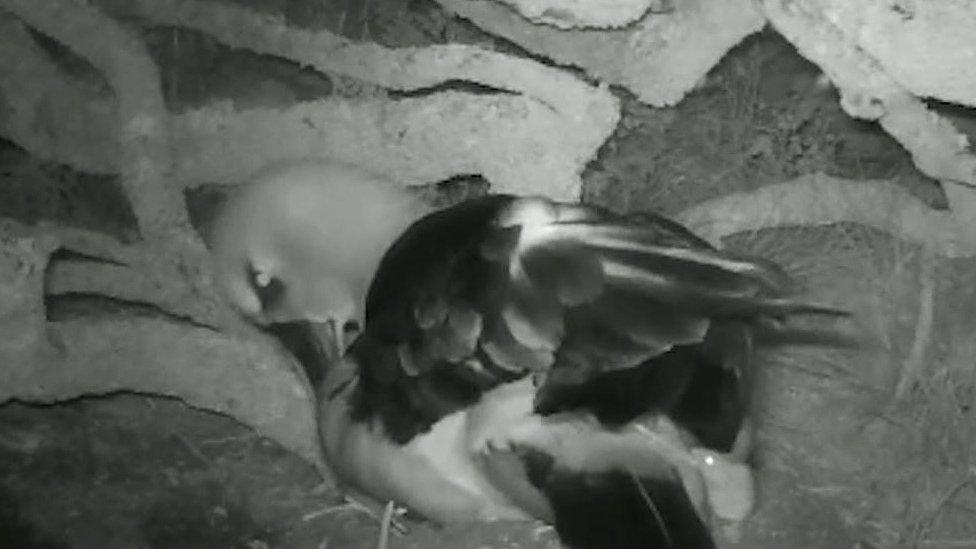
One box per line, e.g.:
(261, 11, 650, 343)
(266, 318, 347, 390)
(311, 318, 346, 362)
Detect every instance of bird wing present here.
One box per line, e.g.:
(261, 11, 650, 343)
(347, 195, 845, 443)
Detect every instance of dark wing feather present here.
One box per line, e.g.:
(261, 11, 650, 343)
(521, 447, 717, 549)
(350, 195, 846, 443)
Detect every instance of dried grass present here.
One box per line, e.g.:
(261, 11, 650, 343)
(721, 220, 976, 548)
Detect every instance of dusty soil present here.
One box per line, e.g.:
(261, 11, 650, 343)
(0, 395, 556, 549)
(3, 1, 975, 548)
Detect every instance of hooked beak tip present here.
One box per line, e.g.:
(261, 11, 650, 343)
(318, 318, 345, 361)
(304, 315, 360, 363)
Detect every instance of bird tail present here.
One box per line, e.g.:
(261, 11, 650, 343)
(751, 315, 865, 349)
(521, 449, 716, 549)
(532, 218, 854, 327)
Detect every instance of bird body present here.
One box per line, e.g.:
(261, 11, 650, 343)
(211, 159, 850, 549)
(320, 370, 537, 523)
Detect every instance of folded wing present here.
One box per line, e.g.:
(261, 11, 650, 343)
(347, 195, 847, 443)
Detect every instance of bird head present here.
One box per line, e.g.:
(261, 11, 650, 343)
(210, 159, 426, 359)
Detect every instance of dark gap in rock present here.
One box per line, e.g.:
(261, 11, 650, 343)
(388, 79, 517, 98)
(24, 26, 111, 96)
(44, 292, 213, 330)
(141, 26, 336, 112)
(0, 139, 140, 242)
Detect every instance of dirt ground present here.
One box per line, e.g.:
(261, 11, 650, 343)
(2, 1, 975, 548)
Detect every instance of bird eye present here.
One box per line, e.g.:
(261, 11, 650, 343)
(253, 270, 272, 288)
(245, 262, 285, 311)
(245, 261, 270, 287)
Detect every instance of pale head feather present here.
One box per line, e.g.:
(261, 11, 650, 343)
(211, 158, 427, 330)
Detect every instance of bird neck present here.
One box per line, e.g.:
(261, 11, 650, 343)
(354, 193, 433, 302)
